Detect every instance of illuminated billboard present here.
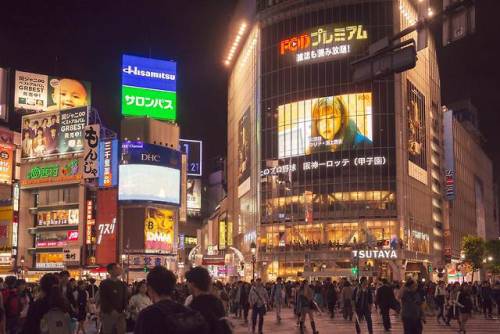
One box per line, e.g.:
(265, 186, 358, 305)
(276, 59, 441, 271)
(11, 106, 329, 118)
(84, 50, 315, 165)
(37, 209, 79, 227)
(407, 81, 427, 183)
(187, 178, 202, 211)
(279, 24, 368, 64)
(144, 208, 174, 253)
(179, 139, 202, 176)
(0, 143, 14, 185)
(21, 159, 81, 187)
(14, 71, 91, 114)
(21, 107, 88, 159)
(35, 230, 79, 248)
(119, 142, 181, 205)
(121, 55, 176, 121)
(98, 139, 119, 188)
(278, 93, 372, 158)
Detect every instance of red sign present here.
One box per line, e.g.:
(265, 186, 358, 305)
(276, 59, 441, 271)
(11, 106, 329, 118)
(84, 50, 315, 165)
(67, 230, 79, 241)
(280, 34, 311, 55)
(95, 188, 118, 265)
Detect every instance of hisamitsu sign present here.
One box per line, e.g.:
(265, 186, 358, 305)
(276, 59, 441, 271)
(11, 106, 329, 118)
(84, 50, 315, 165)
(121, 55, 177, 121)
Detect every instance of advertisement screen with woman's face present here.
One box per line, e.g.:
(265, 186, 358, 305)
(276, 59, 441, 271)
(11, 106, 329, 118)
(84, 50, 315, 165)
(278, 93, 373, 158)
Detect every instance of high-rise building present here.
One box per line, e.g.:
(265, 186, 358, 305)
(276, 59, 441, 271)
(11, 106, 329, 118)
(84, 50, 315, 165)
(224, 0, 443, 281)
(443, 102, 499, 281)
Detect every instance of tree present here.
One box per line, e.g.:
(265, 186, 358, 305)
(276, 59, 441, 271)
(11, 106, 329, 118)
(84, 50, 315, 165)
(485, 239, 500, 274)
(461, 235, 485, 282)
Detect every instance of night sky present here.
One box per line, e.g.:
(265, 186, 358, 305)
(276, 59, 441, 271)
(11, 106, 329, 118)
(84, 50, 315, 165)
(1, 0, 499, 179)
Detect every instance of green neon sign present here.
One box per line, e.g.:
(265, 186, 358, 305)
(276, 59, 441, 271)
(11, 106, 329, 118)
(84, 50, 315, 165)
(27, 165, 59, 180)
(121, 85, 176, 121)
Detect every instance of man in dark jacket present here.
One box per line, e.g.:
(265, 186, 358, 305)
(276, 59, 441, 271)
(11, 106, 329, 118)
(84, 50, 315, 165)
(354, 277, 373, 334)
(325, 279, 338, 318)
(135, 266, 208, 334)
(185, 267, 226, 334)
(376, 279, 396, 332)
(99, 263, 128, 334)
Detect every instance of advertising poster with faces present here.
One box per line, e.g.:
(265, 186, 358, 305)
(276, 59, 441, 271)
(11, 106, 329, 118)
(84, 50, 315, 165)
(14, 71, 91, 114)
(238, 108, 251, 184)
(278, 93, 373, 158)
(21, 107, 87, 159)
(407, 81, 426, 170)
(144, 208, 175, 253)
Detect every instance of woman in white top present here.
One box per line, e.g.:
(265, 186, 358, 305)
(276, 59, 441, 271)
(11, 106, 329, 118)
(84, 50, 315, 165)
(128, 281, 152, 321)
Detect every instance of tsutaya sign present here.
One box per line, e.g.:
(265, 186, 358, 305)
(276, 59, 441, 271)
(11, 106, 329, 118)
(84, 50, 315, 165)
(280, 24, 368, 64)
(352, 249, 398, 259)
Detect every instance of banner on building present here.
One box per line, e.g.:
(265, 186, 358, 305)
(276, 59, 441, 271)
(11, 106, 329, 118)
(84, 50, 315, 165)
(144, 208, 174, 253)
(0, 143, 14, 185)
(0, 68, 7, 121)
(83, 124, 100, 179)
(98, 139, 118, 187)
(407, 80, 427, 183)
(95, 188, 118, 265)
(21, 159, 81, 187)
(14, 71, 91, 114)
(21, 107, 88, 159)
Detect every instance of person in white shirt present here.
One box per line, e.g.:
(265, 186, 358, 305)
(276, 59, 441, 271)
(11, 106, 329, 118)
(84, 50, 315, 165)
(128, 281, 152, 322)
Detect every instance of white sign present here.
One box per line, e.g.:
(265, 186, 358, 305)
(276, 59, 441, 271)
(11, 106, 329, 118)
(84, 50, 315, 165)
(63, 247, 81, 265)
(83, 124, 100, 179)
(352, 249, 397, 259)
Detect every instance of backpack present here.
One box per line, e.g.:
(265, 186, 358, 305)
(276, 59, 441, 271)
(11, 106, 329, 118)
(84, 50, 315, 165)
(3, 289, 21, 318)
(157, 301, 209, 334)
(40, 308, 72, 334)
(214, 316, 234, 334)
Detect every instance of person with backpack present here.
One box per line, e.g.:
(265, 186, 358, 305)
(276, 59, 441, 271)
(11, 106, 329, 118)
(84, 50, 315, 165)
(134, 266, 209, 334)
(21, 273, 71, 334)
(2, 276, 21, 334)
(98, 263, 128, 334)
(185, 267, 229, 334)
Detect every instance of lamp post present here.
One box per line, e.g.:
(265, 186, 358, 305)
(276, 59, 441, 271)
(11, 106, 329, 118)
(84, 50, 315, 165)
(250, 241, 256, 281)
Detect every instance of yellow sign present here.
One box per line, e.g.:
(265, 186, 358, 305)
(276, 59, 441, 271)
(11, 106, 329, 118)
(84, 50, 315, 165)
(0, 206, 12, 249)
(144, 208, 174, 253)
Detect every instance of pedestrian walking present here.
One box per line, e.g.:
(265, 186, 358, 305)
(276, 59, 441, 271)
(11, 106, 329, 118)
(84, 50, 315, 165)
(456, 283, 473, 334)
(434, 280, 447, 324)
(249, 278, 269, 334)
(480, 281, 493, 318)
(271, 277, 285, 322)
(2, 276, 21, 334)
(375, 279, 396, 332)
(353, 277, 373, 334)
(401, 279, 425, 334)
(341, 280, 354, 321)
(325, 278, 338, 318)
(297, 281, 319, 334)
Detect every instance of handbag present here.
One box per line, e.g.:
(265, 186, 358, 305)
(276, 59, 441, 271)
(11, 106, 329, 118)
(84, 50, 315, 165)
(254, 288, 267, 315)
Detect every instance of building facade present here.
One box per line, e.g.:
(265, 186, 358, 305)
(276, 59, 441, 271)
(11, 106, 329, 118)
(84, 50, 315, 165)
(443, 104, 499, 281)
(226, 0, 443, 281)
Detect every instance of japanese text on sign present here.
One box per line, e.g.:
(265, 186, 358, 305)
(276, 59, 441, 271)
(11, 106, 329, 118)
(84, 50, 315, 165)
(83, 124, 100, 179)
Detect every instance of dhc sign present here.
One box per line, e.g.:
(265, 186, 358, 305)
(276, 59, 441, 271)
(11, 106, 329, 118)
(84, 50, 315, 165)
(352, 250, 398, 259)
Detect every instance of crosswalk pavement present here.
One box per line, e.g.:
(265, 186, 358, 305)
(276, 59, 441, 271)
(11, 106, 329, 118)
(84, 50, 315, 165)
(231, 308, 500, 334)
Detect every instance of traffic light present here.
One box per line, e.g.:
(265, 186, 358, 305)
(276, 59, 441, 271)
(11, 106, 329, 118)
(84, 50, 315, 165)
(428, 264, 433, 273)
(351, 266, 359, 276)
(143, 265, 149, 273)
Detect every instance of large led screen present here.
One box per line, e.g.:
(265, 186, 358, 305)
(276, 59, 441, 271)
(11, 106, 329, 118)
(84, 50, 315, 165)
(144, 207, 174, 253)
(121, 55, 177, 121)
(278, 93, 372, 158)
(119, 164, 180, 205)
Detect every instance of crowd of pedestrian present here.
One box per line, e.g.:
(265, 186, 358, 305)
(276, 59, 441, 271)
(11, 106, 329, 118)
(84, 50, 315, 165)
(0, 265, 497, 334)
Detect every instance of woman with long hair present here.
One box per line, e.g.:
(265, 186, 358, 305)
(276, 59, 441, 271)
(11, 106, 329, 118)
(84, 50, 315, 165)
(21, 273, 71, 334)
(297, 281, 319, 334)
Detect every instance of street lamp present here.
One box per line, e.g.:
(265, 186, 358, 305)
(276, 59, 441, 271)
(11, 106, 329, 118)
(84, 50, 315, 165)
(250, 241, 256, 281)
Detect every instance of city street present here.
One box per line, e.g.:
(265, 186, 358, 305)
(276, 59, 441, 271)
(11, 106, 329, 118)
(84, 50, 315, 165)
(229, 308, 500, 334)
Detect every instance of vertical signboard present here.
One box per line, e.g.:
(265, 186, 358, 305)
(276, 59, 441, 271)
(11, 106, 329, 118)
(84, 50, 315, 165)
(0, 206, 12, 250)
(83, 124, 100, 179)
(98, 139, 118, 188)
(121, 55, 177, 121)
(407, 80, 427, 184)
(0, 68, 7, 121)
(95, 188, 118, 265)
(179, 139, 203, 176)
(443, 109, 455, 200)
(0, 143, 13, 184)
